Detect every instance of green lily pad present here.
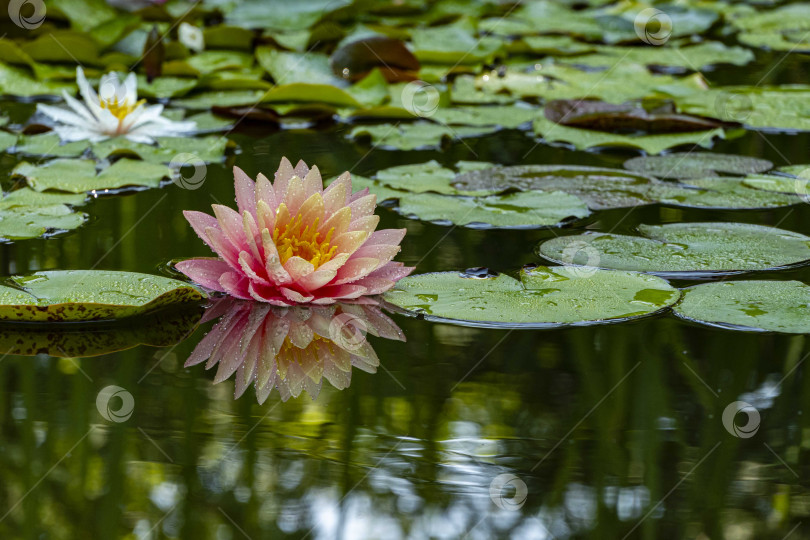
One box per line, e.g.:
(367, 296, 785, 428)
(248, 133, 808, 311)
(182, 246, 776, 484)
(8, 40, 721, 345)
(533, 115, 725, 154)
(1, 188, 86, 207)
(187, 51, 255, 74)
(731, 4, 810, 52)
(172, 90, 268, 109)
(674, 280, 810, 334)
(226, 0, 349, 31)
(674, 86, 810, 131)
(538, 223, 810, 277)
(13, 158, 169, 194)
(393, 190, 590, 229)
(383, 266, 680, 328)
(650, 178, 803, 209)
(624, 152, 773, 179)
(0, 131, 16, 152)
(349, 122, 491, 151)
(453, 165, 661, 210)
(743, 173, 810, 198)
(375, 161, 461, 195)
(0, 205, 86, 241)
(91, 136, 229, 164)
(0, 63, 75, 97)
(14, 133, 89, 158)
(431, 105, 537, 128)
(135, 76, 198, 99)
(476, 63, 707, 104)
(0, 270, 205, 322)
(565, 42, 754, 70)
(410, 24, 503, 65)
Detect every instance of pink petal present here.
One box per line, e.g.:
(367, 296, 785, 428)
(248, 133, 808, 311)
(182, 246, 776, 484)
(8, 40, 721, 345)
(176, 258, 230, 291)
(280, 286, 314, 303)
(219, 271, 252, 299)
(334, 257, 381, 284)
(184, 210, 219, 249)
(233, 166, 256, 218)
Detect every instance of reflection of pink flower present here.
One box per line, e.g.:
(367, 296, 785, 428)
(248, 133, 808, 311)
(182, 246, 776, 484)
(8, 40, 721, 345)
(177, 158, 413, 305)
(186, 298, 405, 402)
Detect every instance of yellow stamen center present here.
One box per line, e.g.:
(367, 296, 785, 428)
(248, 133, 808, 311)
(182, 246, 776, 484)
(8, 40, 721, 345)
(99, 97, 145, 123)
(273, 211, 337, 268)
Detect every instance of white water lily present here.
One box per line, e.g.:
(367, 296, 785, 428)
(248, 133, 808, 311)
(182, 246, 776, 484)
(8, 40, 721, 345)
(179, 22, 204, 53)
(37, 67, 196, 144)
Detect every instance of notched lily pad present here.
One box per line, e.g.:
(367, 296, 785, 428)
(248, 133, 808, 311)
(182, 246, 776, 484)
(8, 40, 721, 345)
(0, 270, 205, 322)
(624, 152, 773, 179)
(674, 281, 810, 334)
(538, 223, 810, 278)
(383, 267, 680, 329)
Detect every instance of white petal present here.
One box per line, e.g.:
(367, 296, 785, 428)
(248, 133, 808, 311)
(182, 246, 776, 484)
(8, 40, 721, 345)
(76, 67, 101, 118)
(61, 90, 97, 124)
(37, 103, 92, 128)
(123, 72, 138, 104)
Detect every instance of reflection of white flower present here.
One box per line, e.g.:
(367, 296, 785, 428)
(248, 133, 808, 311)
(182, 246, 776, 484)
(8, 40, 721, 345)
(37, 67, 196, 144)
(179, 22, 204, 53)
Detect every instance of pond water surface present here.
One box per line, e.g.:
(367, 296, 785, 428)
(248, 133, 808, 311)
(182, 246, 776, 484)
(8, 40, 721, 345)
(1, 49, 810, 540)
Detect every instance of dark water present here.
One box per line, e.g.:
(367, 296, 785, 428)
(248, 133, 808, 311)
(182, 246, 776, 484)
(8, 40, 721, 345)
(2, 51, 810, 540)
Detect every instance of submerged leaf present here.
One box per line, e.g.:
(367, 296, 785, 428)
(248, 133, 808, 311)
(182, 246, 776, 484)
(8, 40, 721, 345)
(383, 266, 679, 328)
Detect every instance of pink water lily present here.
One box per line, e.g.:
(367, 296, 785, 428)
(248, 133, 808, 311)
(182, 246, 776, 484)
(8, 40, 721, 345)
(177, 158, 413, 304)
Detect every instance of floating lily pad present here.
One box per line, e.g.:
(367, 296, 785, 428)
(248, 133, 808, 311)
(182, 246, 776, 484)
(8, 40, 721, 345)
(624, 152, 773, 179)
(545, 99, 725, 133)
(91, 135, 229, 164)
(14, 133, 89, 158)
(410, 25, 503, 65)
(538, 223, 810, 277)
(453, 165, 661, 210)
(0, 270, 205, 322)
(393, 190, 590, 229)
(650, 178, 803, 209)
(14, 158, 169, 194)
(674, 281, 810, 334)
(349, 122, 490, 151)
(0, 63, 75, 97)
(533, 115, 725, 154)
(564, 42, 754, 70)
(383, 267, 680, 328)
(743, 174, 810, 197)
(731, 4, 810, 52)
(675, 86, 810, 131)
(0, 204, 86, 242)
(1, 188, 85, 207)
(477, 63, 707, 104)
(432, 105, 537, 128)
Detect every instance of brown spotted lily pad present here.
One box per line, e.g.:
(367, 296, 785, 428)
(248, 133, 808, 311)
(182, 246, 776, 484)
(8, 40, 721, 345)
(0, 270, 205, 322)
(545, 99, 727, 134)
